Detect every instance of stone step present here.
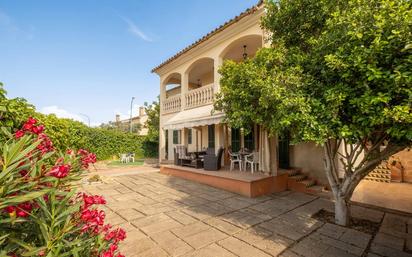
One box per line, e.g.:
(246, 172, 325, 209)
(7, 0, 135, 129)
(364, 177, 391, 183)
(366, 173, 391, 178)
(282, 168, 301, 177)
(300, 179, 316, 188)
(307, 185, 324, 191)
(288, 174, 307, 182)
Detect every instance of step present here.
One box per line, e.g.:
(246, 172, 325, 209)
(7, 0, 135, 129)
(364, 177, 391, 183)
(281, 168, 301, 177)
(300, 179, 316, 187)
(288, 174, 307, 182)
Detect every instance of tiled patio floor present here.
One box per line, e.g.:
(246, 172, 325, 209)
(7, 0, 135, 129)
(82, 172, 412, 257)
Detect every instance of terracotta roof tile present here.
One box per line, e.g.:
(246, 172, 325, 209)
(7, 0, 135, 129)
(151, 0, 263, 73)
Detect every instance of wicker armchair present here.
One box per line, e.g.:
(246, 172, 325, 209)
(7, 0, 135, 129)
(204, 147, 224, 171)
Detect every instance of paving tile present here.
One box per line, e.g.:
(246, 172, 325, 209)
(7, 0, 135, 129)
(182, 228, 228, 249)
(130, 213, 170, 228)
(253, 233, 293, 256)
(370, 242, 412, 257)
(316, 223, 347, 239)
(166, 210, 198, 225)
(181, 243, 237, 257)
(171, 222, 210, 239)
(339, 228, 372, 250)
(373, 232, 405, 251)
(234, 227, 273, 245)
(116, 208, 145, 221)
(140, 218, 182, 235)
(204, 217, 242, 235)
(151, 230, 193, 256)
(289, 237, 330, 257)
(218, 236, 271, 257)
(322, 247, 358, 257)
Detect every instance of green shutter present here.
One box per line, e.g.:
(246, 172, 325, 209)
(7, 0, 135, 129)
(208, 125, 215, 148)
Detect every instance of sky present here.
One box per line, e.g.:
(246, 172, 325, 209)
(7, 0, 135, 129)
(0, 0, 257, 126)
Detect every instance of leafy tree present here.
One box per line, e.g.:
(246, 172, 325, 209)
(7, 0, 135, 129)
(142, 100, 160, 158)
(215, 0, 411, 226)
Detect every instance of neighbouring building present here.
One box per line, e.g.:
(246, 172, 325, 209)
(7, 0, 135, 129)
(151, 1, 411, 197)
(115, 106, 148, 136)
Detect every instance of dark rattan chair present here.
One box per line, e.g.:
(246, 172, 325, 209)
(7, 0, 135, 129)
(204, 147, 224, 171)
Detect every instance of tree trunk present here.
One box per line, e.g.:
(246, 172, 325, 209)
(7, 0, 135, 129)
(335, 195, 350, 226)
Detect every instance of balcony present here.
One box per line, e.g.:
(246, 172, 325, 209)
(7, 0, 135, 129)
(162, 84, 215, 114)
(163, 94, 181, 114)
(185, 84, 214, 109)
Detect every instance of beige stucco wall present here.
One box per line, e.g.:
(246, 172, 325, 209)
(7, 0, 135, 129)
(157, 7, 265, 162)
(289, 142, 328, 185)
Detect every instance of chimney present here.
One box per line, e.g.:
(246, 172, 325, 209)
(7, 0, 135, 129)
(115, 114, 120, 123)
(139, 106, 146, 117)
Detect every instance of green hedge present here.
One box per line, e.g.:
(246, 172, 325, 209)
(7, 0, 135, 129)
(1, 84, 145, 160)
(34, 113, 143, 160)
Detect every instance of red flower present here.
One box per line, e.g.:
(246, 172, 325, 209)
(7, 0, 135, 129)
(31, 125, 44, 135)
(15, 130, 25, 139)
(83, 194, 106, 208)
(116, 254, 125, 257)
(27, 117, 37, 125)
(48, 164, 71, 178)
(19, 169, 29, 177)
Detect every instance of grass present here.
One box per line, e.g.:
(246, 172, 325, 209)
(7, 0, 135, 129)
(107, 160, 144, 167)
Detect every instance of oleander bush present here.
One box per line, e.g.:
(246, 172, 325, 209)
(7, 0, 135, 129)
(0, 118, 126, 256)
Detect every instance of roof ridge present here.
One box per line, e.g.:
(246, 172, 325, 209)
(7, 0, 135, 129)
(151, 0, 264, 73)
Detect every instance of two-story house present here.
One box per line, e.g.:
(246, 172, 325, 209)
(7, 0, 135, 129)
(152, 1, 330, 197)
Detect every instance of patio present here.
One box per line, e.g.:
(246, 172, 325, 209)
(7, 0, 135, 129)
(82, 171, 412, 257)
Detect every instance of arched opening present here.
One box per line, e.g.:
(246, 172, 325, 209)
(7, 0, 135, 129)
(220, 34, 263, 62)
(163, 72, 181, 99)
(186, 57, 214, 90)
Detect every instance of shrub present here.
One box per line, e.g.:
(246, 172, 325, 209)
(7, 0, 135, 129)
(0, 118, 126, 256)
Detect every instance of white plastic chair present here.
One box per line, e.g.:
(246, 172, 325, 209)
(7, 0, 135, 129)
(244, 151, 259, 174)
(229, 150, 243, 171)
(120, 154, 128, 163)
(128, 153, 135, 163)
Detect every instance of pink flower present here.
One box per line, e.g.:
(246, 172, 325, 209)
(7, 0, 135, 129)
(48, 164, 71, 178)
(15, 130, 25, 139)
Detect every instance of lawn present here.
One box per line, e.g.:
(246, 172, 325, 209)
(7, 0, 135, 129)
(106, 160, 144, 167)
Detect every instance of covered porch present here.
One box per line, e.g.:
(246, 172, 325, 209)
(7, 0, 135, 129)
(160, 165, 288, 198)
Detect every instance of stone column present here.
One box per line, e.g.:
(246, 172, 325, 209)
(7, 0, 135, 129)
(181, 72, 189, 110)
(214, 57, 223, 94)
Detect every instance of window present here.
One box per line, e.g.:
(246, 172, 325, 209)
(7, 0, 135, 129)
(188, 129, 192, 144)
(208, 125, 215, 148)
(231, 128, 241, 152)
(244, 129, 254, 150)
(173, 130, 180, 144)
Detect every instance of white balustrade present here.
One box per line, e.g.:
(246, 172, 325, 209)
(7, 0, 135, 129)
(162, 94, 181, 114)
(185, 84, 214, 109)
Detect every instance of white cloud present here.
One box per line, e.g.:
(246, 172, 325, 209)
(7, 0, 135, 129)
(120, 16, 152, 42)
(40, 105, 87, 124)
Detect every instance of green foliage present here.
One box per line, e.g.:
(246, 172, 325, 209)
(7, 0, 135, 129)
(216, 0, 412, 225)
(217, 0, 412, 146)
(141, 100, 159, 158)
(0, 84, 143, 160)
(0, 83, 35, 141)
(82, 128, 144, 160)
(0, 124, 125, 256)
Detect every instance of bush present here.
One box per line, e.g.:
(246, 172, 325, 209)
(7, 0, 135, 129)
(0, 118, 126, 256)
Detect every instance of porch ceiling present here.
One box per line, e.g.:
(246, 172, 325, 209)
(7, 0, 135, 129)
(163, 105, 224, 130)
